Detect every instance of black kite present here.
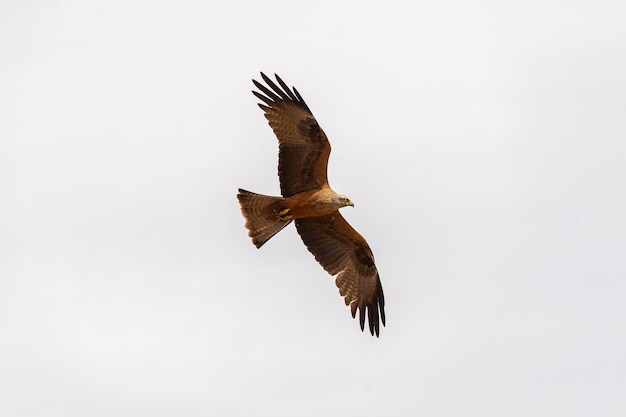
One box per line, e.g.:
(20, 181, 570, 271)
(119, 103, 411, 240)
(237, 73, 386, 337)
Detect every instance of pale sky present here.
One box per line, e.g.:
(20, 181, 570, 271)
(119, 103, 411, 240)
(2, 1, 626, 416)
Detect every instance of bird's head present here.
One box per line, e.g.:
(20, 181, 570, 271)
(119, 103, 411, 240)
(333, 193, 354, 208)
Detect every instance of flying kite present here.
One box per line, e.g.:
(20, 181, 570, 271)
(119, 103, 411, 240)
(237, 73, 385, 337)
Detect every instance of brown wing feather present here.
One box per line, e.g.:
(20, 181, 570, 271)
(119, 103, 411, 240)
(295, 213, 386, 337)
(252, 73, 331, 197)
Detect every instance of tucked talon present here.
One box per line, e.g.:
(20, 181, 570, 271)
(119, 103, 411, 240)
(277, 208, 293, 221)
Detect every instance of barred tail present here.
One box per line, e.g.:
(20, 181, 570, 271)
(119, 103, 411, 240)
(236, 189, 292, 248)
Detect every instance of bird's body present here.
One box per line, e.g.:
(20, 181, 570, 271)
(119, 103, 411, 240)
(237, 73, 385, 336)
(282, 187, 352, 219)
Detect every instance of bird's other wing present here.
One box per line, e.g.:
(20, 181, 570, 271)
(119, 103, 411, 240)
(294, 213, 386, 336)
(252, 72, 331, 197)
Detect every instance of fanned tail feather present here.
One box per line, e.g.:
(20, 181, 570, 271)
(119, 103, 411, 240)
(237, 189, 292, 248)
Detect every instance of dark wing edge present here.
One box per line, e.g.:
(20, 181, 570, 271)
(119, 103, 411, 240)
(252, 72, 311, 113)
(356, 274, 386, 337)
(295, 214, 386, 337)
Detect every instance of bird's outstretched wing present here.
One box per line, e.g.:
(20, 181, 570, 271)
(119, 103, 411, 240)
(295, 213, 386, 337)
(252, 73, 331, 197)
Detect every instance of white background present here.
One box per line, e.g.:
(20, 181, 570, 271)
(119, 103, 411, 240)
(2, 1, 625, 415)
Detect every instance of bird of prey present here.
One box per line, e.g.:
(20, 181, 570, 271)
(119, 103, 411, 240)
(237, 73, 385, 337)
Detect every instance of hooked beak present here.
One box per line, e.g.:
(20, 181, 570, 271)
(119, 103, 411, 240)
(347, 200, 354, 207)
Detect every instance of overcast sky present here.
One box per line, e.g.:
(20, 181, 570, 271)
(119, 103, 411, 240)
(2, 1, 626, 416)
